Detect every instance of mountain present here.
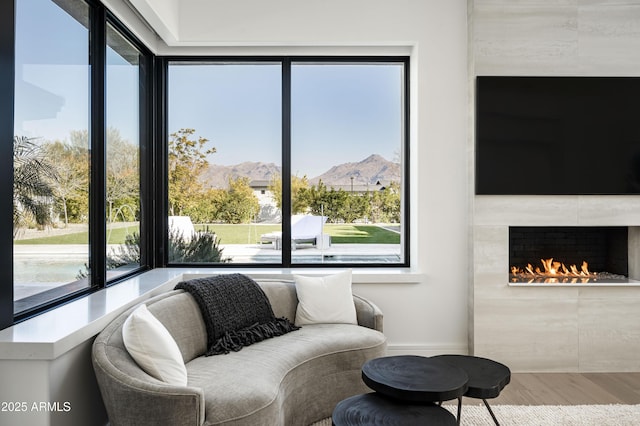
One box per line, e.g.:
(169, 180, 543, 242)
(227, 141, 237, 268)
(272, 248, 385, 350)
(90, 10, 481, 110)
(201, 161, 281, 188)
(309, 154, 400, 186)
(201, 154, 400, 188)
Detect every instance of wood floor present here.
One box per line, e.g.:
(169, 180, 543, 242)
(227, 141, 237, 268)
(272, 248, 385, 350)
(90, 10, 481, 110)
(486, 373, 640, 406)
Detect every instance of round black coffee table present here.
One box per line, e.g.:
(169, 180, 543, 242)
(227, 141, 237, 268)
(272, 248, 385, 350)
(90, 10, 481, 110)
(356, 355, 469, 425)
(332, 392, 456, 426)
(362, 355, 469, 403)
(432, 355, 511, 426)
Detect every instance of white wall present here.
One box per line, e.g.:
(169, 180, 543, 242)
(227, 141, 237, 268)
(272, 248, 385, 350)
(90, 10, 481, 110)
(101, 0, 161, 51)
(0, 340, 107, 426)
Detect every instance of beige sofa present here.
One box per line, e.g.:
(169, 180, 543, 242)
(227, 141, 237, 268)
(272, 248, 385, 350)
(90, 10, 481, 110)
(92, 279, 386, 426)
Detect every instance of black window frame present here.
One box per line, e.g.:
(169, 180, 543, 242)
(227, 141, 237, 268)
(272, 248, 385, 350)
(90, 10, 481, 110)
(158, 56, 410, 269)
(0, 2, 410, 329)
(0, 0, 16, 329)
(0, 0, 154, 329)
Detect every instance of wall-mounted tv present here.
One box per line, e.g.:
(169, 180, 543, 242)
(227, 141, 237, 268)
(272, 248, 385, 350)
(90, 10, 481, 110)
(476, 76, 640, 195)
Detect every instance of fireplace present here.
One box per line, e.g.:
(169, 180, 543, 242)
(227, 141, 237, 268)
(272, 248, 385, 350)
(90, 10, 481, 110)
(509, 226, 632, 283)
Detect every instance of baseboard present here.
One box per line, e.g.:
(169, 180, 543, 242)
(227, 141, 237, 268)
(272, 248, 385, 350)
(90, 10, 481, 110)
(386, 343, 469, 357)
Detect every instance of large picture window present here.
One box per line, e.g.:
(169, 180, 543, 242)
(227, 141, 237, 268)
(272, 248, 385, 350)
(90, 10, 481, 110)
(4, 0, 151, 324)
(165, 58, 409, 267)
(13, 0, 91, 313)
(167, 62, 283, 264)
(290, 62, 406, 264)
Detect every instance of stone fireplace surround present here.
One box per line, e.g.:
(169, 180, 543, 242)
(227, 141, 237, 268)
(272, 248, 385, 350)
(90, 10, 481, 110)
(472, 195, 640, 372)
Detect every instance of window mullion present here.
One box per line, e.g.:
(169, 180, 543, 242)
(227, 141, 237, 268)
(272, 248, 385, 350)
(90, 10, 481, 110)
(90, 6, 107, 287)
(155, 58, 168, 267)
(282, 60, 292, 266)
(0, 0, 15, 328)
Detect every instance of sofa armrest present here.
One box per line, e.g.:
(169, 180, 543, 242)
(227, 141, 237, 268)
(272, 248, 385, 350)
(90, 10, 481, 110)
(353, 294, 384, 332)
(92, 342, 205, 426)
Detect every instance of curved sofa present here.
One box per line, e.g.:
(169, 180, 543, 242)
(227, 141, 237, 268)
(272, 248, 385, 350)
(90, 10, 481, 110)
(92, 278, 387, 426)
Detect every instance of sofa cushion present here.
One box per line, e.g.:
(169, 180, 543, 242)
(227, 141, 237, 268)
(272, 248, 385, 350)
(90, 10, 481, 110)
(146, 292, 208, 363)
(122, 304, 188, 386)
(256, 279, 298, 321)
(293, 270, 357, 325)
(186, 323, 386, 425)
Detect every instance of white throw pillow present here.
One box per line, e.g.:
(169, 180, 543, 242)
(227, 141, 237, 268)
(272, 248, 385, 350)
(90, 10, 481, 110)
(122, 304, 188, 386)
(294, 269, 357, 326)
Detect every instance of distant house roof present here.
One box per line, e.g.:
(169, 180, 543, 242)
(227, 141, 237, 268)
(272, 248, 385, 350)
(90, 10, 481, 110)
(250, 179, 390, 192)
(329, 184, 386, 192)
(250, 180, 271, 190)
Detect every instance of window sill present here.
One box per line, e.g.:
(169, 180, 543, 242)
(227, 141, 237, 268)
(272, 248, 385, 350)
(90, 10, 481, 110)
(0, 267, 423, 360)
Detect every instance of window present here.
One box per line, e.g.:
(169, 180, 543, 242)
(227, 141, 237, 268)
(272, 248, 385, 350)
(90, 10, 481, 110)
(106, 23, 142, 279)
(165, 58, 408, 267)
(167, 61, 283, 264)
(13, 0, 91, 313)
(1, 0, 151, 327)
(291, 62, 406, 264)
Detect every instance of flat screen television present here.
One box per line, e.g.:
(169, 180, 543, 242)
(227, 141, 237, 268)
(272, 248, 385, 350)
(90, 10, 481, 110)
(475, 76, 640, 195)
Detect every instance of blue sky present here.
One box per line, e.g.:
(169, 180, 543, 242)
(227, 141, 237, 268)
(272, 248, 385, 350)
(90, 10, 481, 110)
(168, 63, 283, 168)
(169, 62, 403, 178)
(14, 0, 90, 142)
(291, 64, 403, 177)
(14, 0, 139, 146)
(15, 0, 404, 179)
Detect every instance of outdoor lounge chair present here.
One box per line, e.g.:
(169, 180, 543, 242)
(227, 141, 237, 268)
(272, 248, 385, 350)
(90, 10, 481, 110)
(260, 214, 329, 250)
(168, 216, 196, 242)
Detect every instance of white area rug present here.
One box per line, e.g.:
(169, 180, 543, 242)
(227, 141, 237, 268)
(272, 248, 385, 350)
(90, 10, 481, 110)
(312, 404, 640, 425)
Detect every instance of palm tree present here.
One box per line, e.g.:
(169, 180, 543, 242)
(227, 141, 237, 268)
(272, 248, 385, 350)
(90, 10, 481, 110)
(13, 136, 59, 237)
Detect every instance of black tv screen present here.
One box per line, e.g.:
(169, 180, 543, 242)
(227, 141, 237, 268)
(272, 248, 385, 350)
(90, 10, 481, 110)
(476, 76, 640, 195)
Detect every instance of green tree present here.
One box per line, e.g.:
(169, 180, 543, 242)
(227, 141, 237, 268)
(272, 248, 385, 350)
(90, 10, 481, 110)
(307, 180, 351, 222)
(307, 183, 375, 223)
(268, 174, 310, 215)
(13, 136, 59, 235)
(218, 177, 260, 224)
(168, 128, 215, 216)
(326, 189, 349, 222)
(44, 139, 89, 226)
(306, 180, 329, 218)
(184, 188, 226, 224)
(370, 181, 401, 223)
(340, 193, 370, 223)
(106, 127, 139, 222)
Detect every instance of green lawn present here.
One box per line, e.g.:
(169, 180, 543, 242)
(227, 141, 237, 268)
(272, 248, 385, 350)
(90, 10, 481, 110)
(15, 223, 400, 245)
(198, 224, 400, 244)
(14, 226, 138, 245)
(325, 224, 400, 244)
(195, 224, 279, 245)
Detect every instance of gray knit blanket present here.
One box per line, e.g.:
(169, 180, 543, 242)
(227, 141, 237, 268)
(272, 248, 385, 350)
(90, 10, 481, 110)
(175, 274, 299, 355)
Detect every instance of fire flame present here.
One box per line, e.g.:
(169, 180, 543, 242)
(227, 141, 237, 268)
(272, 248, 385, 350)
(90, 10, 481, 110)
(511, 258, 595, 283)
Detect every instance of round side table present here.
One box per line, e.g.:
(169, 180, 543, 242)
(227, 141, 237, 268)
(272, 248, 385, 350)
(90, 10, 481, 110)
(361, 355, 469, 424)
(362, 355, 469, 402)
(432, 355, 511, 426)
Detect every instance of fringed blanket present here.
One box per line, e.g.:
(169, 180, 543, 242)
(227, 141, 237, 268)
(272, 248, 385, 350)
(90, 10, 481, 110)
(175, 274, 299, 355)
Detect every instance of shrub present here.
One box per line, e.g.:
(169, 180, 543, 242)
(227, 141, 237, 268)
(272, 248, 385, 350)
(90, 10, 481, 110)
(167, 227, 230, 263)
(107, 232, 141, 269)
(79, 228, 230, 278)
